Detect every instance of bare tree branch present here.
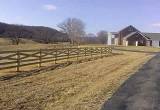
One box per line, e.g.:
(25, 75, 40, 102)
(58, 18, 85, 44)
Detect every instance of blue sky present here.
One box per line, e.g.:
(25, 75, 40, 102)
(0, 0, 160, 34)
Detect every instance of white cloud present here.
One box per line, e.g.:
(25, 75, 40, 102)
(151, 23, 160, 27)
(43, 4, 57, 11)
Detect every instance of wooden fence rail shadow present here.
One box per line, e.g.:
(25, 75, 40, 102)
(0, 47, 112, 72)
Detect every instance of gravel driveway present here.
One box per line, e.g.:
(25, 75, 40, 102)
(101, 53, 160, 110)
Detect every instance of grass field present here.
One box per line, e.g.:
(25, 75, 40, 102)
(0, 38, 39, 46)
(0, 43, 160, 52)
(114, 46, 160, 52)
(0, 44, 76, 52)
(0, 45, 157, 110)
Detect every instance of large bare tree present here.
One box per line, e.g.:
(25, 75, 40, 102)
(58, 18, 85, 44)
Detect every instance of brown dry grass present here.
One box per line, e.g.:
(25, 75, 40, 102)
(114, 46, 160, 52)
(0, 50, 154, 110)
(0, 43, 74, 51)
(0, 38, 39, 46)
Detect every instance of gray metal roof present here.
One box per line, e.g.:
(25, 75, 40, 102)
(124, 31, 150, 40)
(143, 33, 160, 41)
(123, 32, 137, 39)
(111, 25, 160, 41)
(111, 32, 118, 35)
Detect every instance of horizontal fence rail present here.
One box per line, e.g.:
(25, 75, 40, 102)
(0, 47, 112, 72)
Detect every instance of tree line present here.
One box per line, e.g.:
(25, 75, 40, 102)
(0, 22, 69, 45)
(58, 18, 108, 44)
(0, 18, 109, 45)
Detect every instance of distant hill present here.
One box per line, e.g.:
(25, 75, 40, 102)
(0, 22, 70, 44)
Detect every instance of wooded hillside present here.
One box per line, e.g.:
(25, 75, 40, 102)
(0, 22, 70, 44)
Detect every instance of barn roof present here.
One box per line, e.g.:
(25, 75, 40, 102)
(111, 32, 118, 35)
(123, 32, 137, 39)
(123, 32, 150, 40)
(112, 25, 160, 41)
(118, 25, 139, 33)
(143, 33, 160, 41)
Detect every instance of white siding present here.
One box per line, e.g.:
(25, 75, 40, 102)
(147, 41, 151, 46)
(107, 32, 112, 45)
(115, 38, 118, 45)
(152, 40, 160, 47)
(111, 35, 115, 45)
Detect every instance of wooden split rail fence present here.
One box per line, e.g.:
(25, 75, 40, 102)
(0, 47, 112, 72)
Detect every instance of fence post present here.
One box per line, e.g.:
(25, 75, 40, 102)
(101, 47, 103, 58)
(91, 48, 93, 59)
(77, 48, 79, 61)
(39, 49, 42, 67)
(105, 47, 107, 56)
(67, 48, 70, 62)
(84, 48, 87, 59)
(110, 47, 112, 54)
(16, 50, 20, 72)
(55, 49, 57, 64)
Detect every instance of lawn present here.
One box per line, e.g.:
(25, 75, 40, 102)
(0, 46, 156, 110)
(0, 38, 39, 46)
(0, 43, 74, 51)
(114, 46, 160, 52)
